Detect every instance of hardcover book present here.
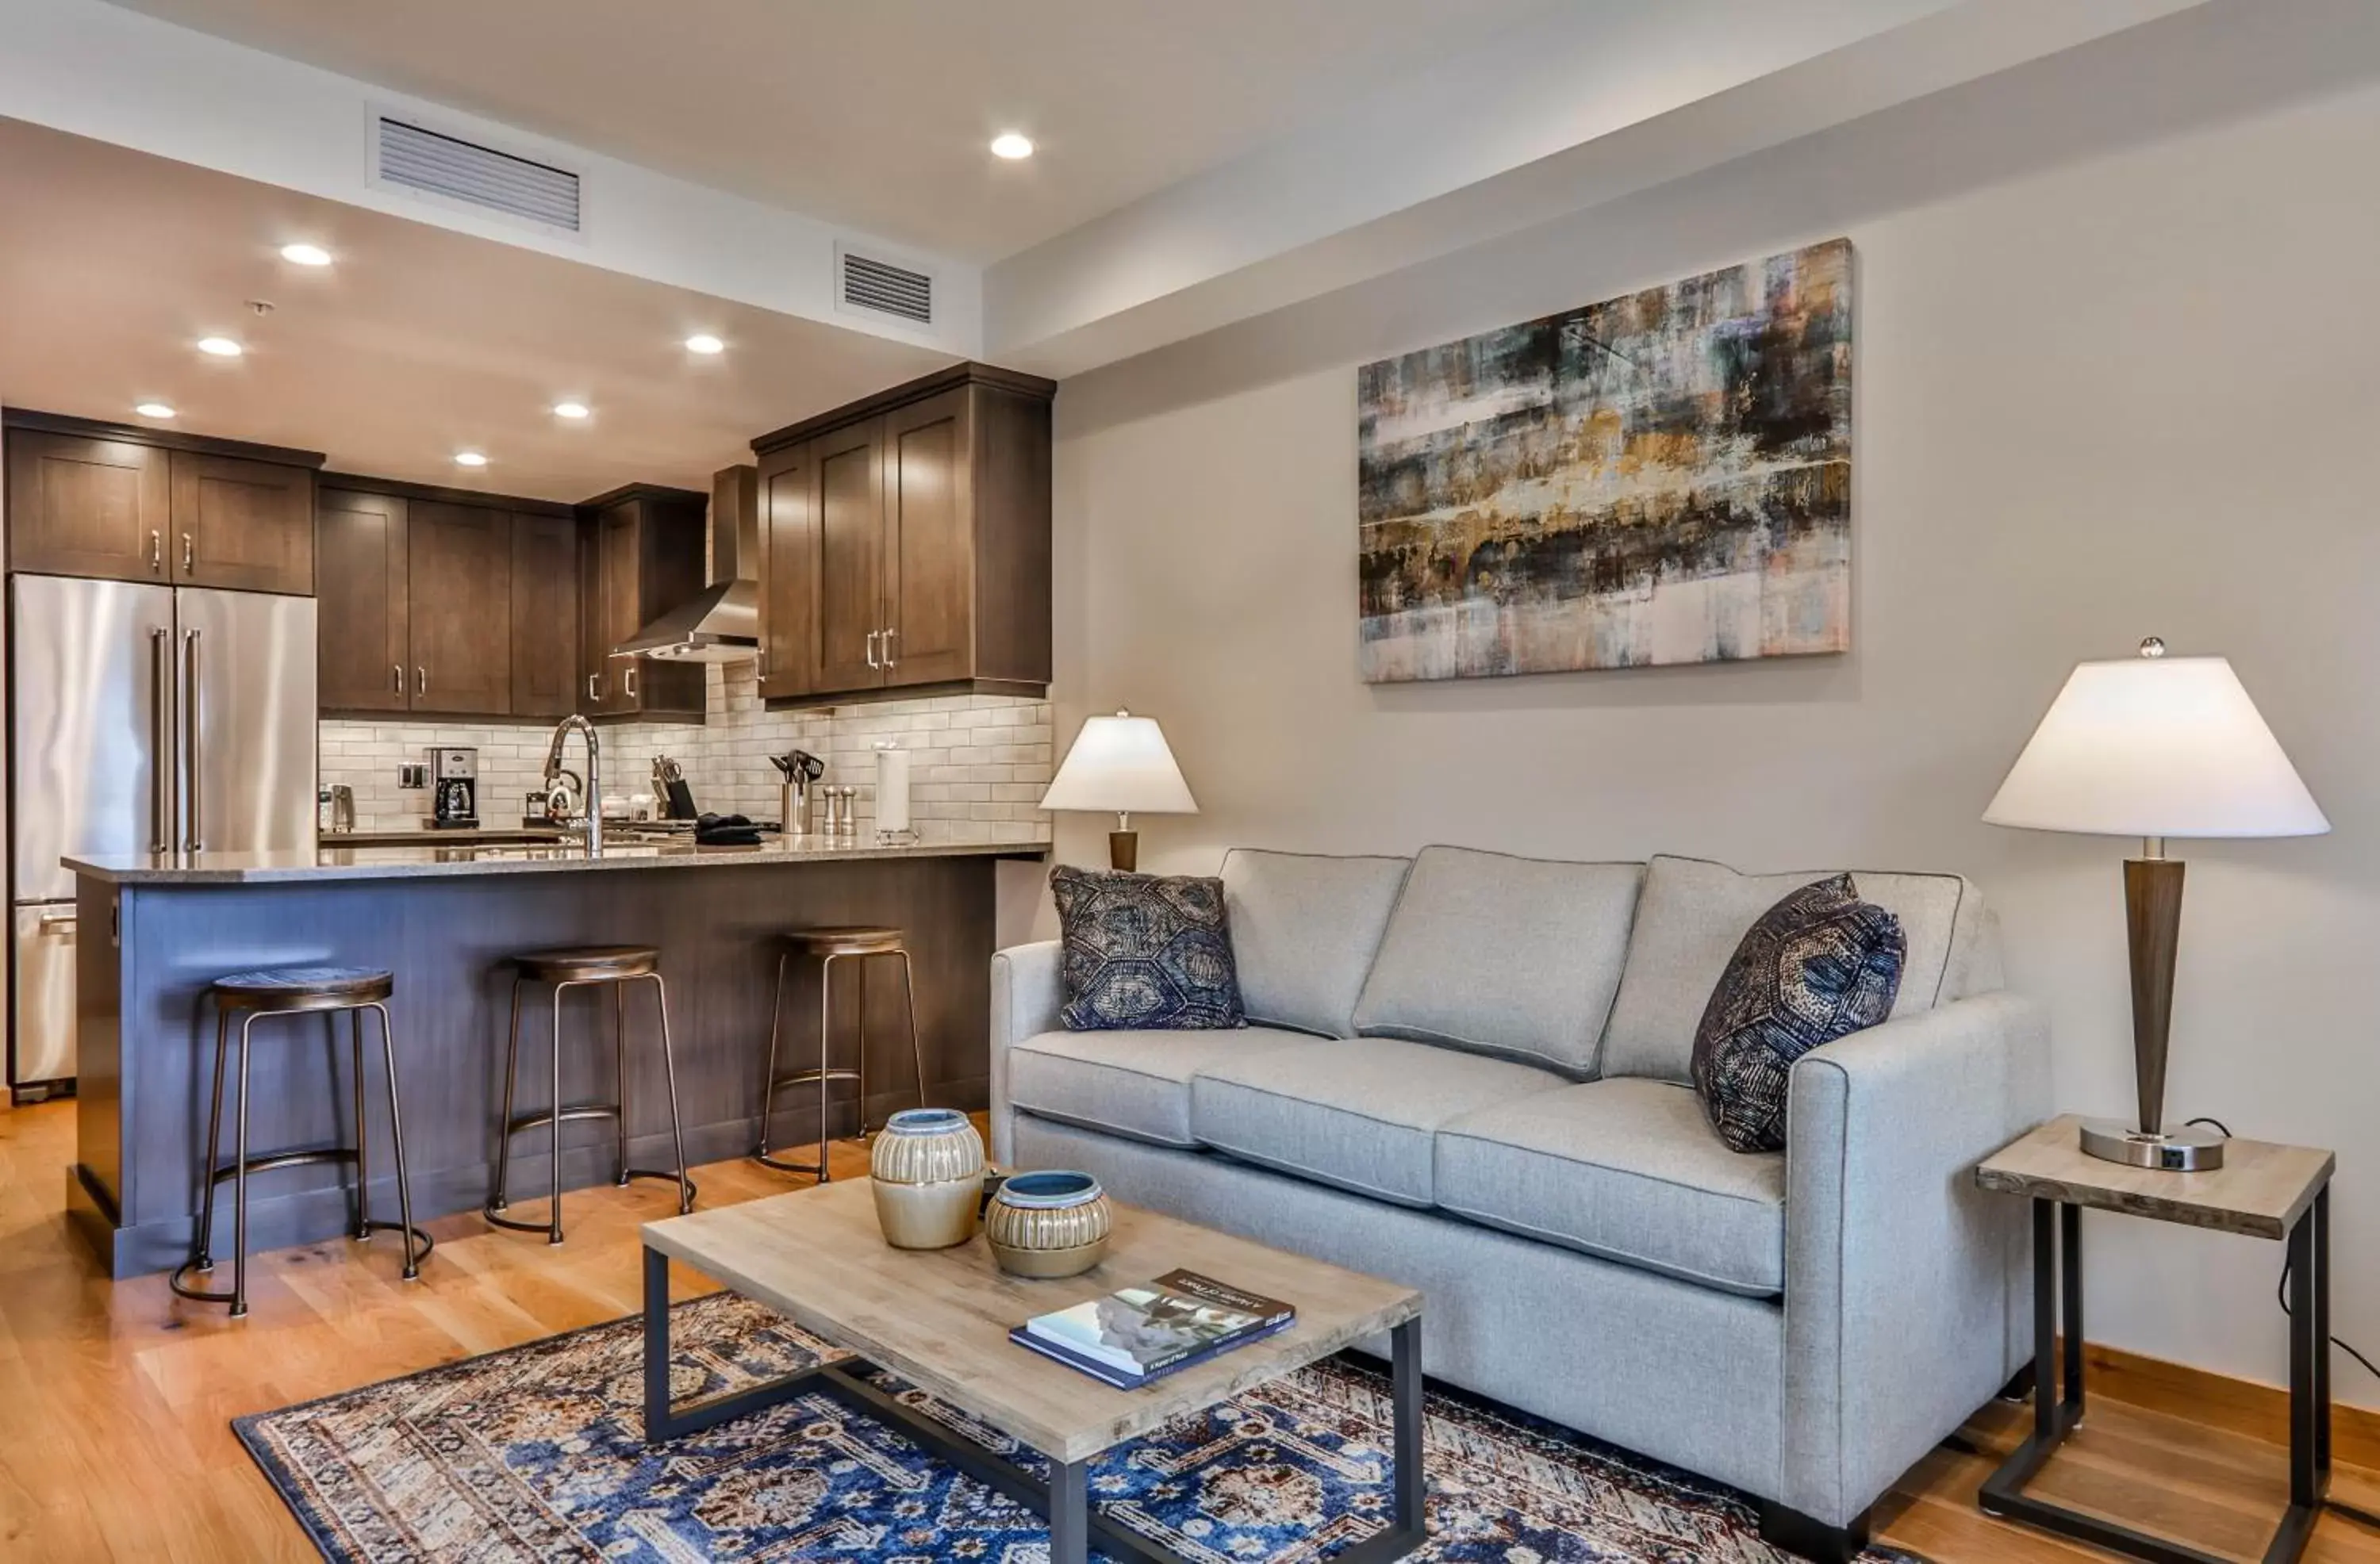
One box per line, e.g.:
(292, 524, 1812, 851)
(1012, 1270, 1296, 1386)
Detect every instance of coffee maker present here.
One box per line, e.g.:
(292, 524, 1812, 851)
(428, 746, 479, 830)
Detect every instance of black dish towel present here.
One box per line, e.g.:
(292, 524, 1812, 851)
(693, 812, 764, 846)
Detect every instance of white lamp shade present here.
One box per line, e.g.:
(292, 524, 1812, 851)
(1983, 654, 2328, 838)
(1039, 712, 1197, 815)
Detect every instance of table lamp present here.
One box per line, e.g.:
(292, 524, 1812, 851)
(1983, 638, 2327, 1171)
(1039, 710, 1197, 871)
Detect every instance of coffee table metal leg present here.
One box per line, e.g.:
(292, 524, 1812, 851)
(643, 1242, 829, 1443)
(1050, 1456, 1090, 1564)
(1393, 1316, 1424, 1535)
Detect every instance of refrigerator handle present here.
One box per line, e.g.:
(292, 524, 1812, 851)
(182, 627, 204, 853)
(149, 627, 175, 853)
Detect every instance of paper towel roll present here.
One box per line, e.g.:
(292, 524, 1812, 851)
(874, 742, 912, 835)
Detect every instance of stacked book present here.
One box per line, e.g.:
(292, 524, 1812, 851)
(1010, 1270, 1296, 1390)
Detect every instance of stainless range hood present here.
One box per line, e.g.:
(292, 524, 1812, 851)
(616, 465, 761, 662)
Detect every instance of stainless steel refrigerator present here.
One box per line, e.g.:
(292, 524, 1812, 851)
(8, 574, 317, 1097)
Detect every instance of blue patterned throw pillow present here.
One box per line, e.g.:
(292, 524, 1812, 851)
(1691, 873, 1905, 1153)
(1053, 864, 1247, 1031)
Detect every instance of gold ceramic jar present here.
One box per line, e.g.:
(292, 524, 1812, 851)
(869, 1108, 985, 1250)
(985, 1170, 1111, 1278)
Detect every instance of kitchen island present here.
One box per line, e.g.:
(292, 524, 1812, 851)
(64, 834, 1047, 1278)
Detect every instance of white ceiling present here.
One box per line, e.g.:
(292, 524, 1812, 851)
(98, 0, 1562, 264)
(0, 117, 952, 501)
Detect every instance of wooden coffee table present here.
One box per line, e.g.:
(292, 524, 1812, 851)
(639, 1179, 1427, 1563)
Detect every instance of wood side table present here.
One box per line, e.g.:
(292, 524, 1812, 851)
(1974, 1114, 2335, 1564)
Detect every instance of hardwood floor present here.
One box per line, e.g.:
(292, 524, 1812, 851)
(0, 1092, 2374, 1562)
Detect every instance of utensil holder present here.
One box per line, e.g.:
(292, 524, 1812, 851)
(781, 779, 813, 837)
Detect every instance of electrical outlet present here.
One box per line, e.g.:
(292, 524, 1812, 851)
(398, 763, 428, 789)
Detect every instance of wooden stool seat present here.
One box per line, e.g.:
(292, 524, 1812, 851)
(511, 945, 661, 984)
(213, 965, 394, 1011)
(781, 926, 906, 957)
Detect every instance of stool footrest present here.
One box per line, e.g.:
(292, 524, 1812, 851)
(501, 1103, 620, 1138)
(751, 1151, 828, 1176)
(205, 1146, 359, 1184)
(355, 1219, 435, 1277)
(766, 1069, 862, 1094)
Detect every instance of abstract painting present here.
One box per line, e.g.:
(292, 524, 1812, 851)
(1357, 238, 1852, 681)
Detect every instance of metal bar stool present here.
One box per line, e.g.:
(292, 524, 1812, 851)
(486, 945, 695, 1243)
(169, 965, 430, 1318)
(754, 926, 928, 1179)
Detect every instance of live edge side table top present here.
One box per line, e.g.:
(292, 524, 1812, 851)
(1974, 1114, 2336, 1564)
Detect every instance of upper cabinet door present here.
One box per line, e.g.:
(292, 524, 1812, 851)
(171, 452, 315, 593)
(591, 503, 641, 713)
(407, 502, 513, 715)
(4, 429, 171, 582)
(881, 387, 973, 688)
(316, 489, 410, 712)
(509, 511, 581, 718)
(757, 440, 816, 700)
(812, 417, 886, 692)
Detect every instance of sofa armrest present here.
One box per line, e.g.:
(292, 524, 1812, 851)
(989, 940, 1063, 1166)
(1781, 990, 2052, 1528)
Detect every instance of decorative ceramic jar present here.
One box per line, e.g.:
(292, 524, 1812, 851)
(869, 1108, 985, 1250)
(985, 1170, 1112, 1278)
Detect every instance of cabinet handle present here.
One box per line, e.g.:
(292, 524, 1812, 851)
(182, 532, 194, 573)
(623, 664, 638, 700)
(865, 631, 881, 669)
(587, 673, 600, 702)
(392, 664, 404, 696)
(881, 626, 898, 668)
(148, 531, 163, 573)
(416, 665, 427, 696)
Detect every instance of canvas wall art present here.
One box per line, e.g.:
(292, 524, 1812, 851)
(1357, 238, 1852, 681)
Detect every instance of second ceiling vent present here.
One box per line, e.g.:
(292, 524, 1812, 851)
(839, 247, 935, 326)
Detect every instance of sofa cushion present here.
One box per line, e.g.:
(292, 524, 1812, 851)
(1008, 1026, 1323, 1148)
(1221, 849, 1411, 1037)
(1190, 1038, 1562, 1206)
(1600, 855, 1983, 1083)
(1053, 864, 1246, 1031)
(1435, 1078, 1787, 1295)
(1352, 846, 1642, 1077)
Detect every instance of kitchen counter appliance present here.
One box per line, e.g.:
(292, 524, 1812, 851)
(8, 574, 317, 1098)
(428, 746, 479, 829)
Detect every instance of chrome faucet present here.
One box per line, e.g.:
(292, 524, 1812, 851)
(543, 713, 602, 857)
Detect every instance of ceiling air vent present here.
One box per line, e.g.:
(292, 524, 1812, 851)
(375, 117, 582, 232)
(839, 248, 934, 325)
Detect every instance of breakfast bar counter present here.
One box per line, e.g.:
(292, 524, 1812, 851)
(65, 835, 1047, 1278)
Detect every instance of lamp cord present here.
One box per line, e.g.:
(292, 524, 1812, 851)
(2183, 1117, 2380, 1535)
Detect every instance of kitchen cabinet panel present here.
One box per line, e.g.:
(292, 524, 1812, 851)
(881, 387, 971, 688)
(316, 488, 409, 712)
(407, 502, 512, 715)
(170, 451, 314, 594)
(509, 511, 580, 718)
(814, 420, 886, 694)
(757, 439, 815, 700)
(5, 428, 172, 583)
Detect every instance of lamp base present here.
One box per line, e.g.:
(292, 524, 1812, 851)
(1107, 830, 1138, 872)
(2079, 1117, 2226, 1172)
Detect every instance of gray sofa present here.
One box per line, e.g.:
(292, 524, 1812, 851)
(989, 847, 2051, 1559)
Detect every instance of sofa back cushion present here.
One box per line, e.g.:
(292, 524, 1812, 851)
(1600, 854, 1988, 1084)
(1350, 846, 1644, 1078)
(1221, 849, 1411, 1037)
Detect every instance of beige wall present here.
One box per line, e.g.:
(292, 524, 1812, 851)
(1042, 66, 2380, 1396)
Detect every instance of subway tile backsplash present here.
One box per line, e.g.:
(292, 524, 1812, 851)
(319, 664, 1053, 844)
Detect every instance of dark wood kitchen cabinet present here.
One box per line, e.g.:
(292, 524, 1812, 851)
(750, 362, 1052, 706)
(316, 477, 582, 720)
(316, 487, 410, 711)
(4, 413, 321, 591)
(577, 484, 706, 719)
(509, 510, 582, 717)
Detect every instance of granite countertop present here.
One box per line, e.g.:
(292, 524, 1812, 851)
(67, 834, 1050, 885)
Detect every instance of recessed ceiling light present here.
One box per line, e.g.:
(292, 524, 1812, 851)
(989, 132, 1035, 160)
(684, 333, 724, 355)
(196, 336, 244, 358)
(279, 243, 332, 267)
(134, 402, 176, 420)
(552, 401, 590, 420)
(453, 450, 489, 467)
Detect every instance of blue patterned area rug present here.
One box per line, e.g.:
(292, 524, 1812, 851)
(236, 1292, 1923, 1562)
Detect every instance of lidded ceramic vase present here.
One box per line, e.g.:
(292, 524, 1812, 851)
(869, 1108, 985, 1250)
(985, 1169, 1112, 1278)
